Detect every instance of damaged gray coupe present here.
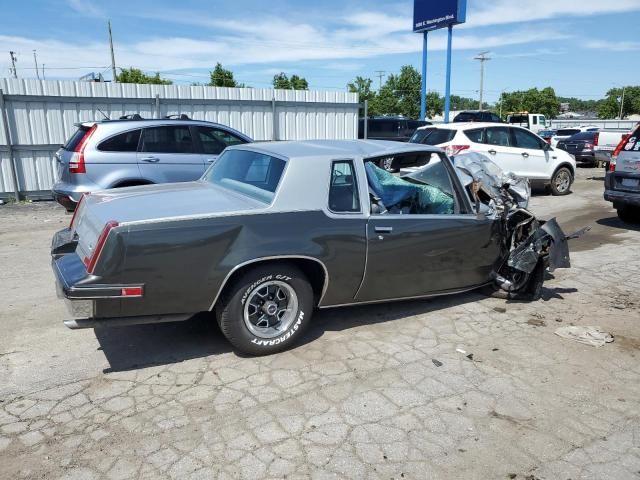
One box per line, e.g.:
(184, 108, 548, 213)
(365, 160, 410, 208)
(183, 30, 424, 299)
(51, 140, 572, 355)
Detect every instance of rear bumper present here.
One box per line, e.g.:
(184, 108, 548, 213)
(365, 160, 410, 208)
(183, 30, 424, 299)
(604, 172, 640, 207)
(51, 228, 191, 329)
(52, 179, 101, 209)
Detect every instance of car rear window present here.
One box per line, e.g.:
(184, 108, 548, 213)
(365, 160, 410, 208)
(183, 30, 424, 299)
(63, 126, 92, 151)
(204, 149, 286, 204)
(410, 128, 456, 145)
(557, 129, 580, 136)
(453, 112, 478, 122)
(569, 132, 596, 141)
(98, 129, 141, 152)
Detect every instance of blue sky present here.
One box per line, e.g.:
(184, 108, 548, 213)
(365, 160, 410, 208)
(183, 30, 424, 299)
(2, 0, 640, 102)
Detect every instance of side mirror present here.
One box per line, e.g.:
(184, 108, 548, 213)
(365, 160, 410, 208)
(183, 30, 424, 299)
(543, 143, 552, 152)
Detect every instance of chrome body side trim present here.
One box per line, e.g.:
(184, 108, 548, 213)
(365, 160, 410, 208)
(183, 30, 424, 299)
(318, 282, 491, 309)
(208, 255, 330, 311)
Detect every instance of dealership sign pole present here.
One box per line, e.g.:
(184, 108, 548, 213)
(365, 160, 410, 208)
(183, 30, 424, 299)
(413, 0, 467, 123)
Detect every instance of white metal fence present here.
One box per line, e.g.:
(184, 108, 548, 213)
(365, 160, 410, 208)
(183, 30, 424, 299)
(0, 78, 359, 200)
(549, 119, 637, 130)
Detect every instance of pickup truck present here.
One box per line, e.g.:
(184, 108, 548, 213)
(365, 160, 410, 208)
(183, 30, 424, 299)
(506, 113, 548, 134)
(594, 129, 631, 169)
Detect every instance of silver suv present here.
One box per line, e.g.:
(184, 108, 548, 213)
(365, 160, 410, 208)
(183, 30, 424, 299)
(604, 125, 640, 222)
(52, 116, 252, 210)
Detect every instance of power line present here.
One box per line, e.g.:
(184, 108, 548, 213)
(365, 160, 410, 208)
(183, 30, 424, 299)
(374, 70, 386, 92)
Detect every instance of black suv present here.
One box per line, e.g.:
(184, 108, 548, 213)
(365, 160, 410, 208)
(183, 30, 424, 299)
(453, 110, 503, 123)
(358, 116, 431, 142)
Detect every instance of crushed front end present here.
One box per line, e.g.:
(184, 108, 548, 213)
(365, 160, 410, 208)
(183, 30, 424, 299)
(454, 152, 577, 299)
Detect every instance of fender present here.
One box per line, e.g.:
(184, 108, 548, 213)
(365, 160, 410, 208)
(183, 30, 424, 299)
(208, 255, 330, 311)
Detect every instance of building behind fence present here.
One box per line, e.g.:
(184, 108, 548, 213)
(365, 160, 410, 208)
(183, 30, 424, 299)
(0, 78, 359, 200)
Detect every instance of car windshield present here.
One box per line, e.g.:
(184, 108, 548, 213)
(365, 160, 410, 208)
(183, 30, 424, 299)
(203, 149, 286, 204)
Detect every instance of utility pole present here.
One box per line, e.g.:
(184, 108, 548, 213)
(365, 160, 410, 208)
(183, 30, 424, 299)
(474, 51, 490, 110)
(33, 50, 40, 80)
(42, 64, 45, 80)
(619, 86, 626, 120)
(108, 20, 117, 82)
(8, 51, 18, 78)
(374, 70, 386, 93)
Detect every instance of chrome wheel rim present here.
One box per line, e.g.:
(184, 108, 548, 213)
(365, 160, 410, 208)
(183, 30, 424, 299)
(243, 281, 298, 339)
(555, 170, 571, 193)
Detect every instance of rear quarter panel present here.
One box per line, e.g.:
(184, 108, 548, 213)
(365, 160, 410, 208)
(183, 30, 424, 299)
(96, 211, 367, 318)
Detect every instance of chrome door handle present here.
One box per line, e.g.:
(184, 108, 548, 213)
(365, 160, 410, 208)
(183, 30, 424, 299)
(141, 156, 160, 163)
(522, 152, 530, 158)
(488, 149, 497, 155)
(374, 226, 393, 234)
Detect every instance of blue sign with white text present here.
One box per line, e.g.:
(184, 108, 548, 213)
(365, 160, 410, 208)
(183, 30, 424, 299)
(413, 0, 467, 32)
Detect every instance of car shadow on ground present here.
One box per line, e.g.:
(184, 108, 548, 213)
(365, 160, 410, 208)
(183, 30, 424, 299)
(597, 216, 640, 232)
(95, 312, 231, 373)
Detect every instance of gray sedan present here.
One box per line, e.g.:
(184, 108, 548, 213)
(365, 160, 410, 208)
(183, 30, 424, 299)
(51, 140, 570, 355)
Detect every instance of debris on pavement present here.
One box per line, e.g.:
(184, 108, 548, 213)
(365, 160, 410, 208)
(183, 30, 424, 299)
(527, 318, 547, 327)
(456, 348, 467, 354)
(554, 326, 614, 347)
(432, 359, 443, 367)
(493, 306, 507, 313)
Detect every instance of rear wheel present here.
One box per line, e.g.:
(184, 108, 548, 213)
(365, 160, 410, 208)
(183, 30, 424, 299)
(216, 264, 314, 356)
(550, 167, 572, 196)
(617, 205, 640, 224)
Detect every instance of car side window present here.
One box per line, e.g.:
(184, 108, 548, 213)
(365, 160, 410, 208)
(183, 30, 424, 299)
(365, 155, 456, 216)
(195, 126, 244, 155)
(464, 128, 484, 143)
(141, 126, 194, 154)
(490, 113, 502, 122)
(98, 129, 141, 152)
(485, 127, 512, 147)
(512, 128, 544, 150)
(329, 160, 360, 213)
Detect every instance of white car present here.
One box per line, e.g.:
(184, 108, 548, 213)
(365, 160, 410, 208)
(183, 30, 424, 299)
(409, 122, 576, 195)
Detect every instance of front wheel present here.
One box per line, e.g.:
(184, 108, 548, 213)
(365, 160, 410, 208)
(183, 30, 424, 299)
(550, 167, 572, 196)
(216, 264, 314, 355)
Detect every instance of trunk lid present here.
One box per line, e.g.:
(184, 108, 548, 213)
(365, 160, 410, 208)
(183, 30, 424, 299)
(72, 181, 266, 262)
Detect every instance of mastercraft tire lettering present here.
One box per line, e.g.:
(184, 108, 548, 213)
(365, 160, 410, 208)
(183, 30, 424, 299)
(217, 264, 314, 355)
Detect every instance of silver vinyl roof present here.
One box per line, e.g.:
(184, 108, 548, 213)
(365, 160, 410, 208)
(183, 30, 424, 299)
(226, 139, 442, 160)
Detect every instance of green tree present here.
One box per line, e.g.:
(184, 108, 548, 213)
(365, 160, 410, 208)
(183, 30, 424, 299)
(290, 74, 309, 90)
(426, 91, 444, 118)
(116, 67, 172, 85)
(272, 73, 291, 89)
(347, 76, 378, 115)
(598, 87, 640, 119)
(272, 73, 309, 90)
(499, 87, 560, 119)
(209, 63, 240, 87)
(450, 95, 479, 111)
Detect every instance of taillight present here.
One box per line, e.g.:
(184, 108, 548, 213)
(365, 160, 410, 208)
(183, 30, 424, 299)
(593, 132, 599, 146)
(610, 134, 631, 172)
(121, 286, 143, 297)
(69, 193, 88, 228)
(445, 145, 471, 156)
(69, 125, 97, 174)
(83, 220, 118, 274)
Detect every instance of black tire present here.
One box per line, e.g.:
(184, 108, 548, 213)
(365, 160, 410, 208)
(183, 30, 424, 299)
(216, 264, 314, 356)
(617, 206, 640, 224)
(550, 167, 572, 196)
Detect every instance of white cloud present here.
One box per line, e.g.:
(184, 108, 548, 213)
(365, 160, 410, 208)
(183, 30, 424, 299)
(465, 0, 640, 28)
(66, 0, 105, 18)
(585, 39, 640, 51)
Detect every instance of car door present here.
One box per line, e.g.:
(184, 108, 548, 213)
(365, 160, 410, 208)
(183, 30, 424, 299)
(193, 125, 247, 169)
(355, 154, 502, 302)
(137, 124, 205, 183)
(482, 126, 525, 175)
(510, 127, 552, 180)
